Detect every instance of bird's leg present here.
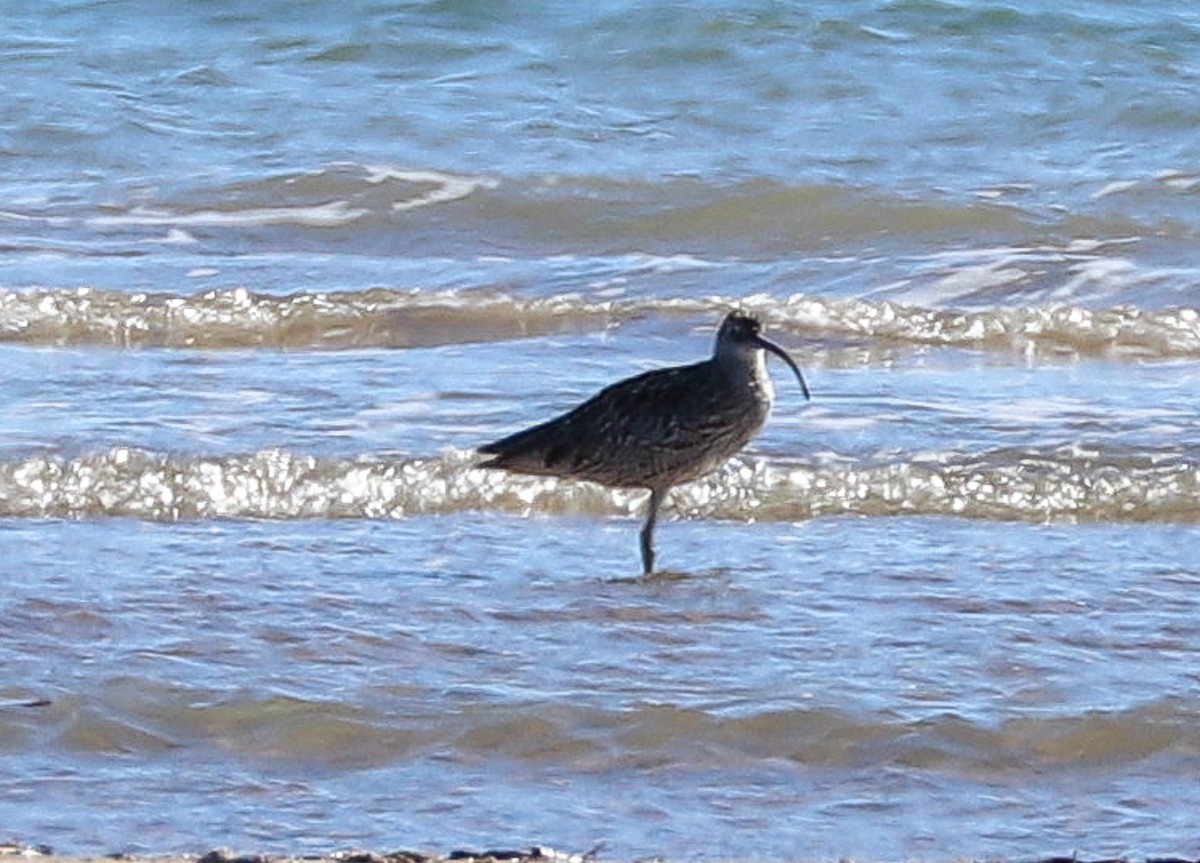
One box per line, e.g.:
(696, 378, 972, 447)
(640, 487, 665, 575)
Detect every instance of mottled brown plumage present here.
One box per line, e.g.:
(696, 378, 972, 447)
(479, 312, 810, 573)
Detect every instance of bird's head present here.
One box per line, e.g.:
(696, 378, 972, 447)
(715, 312, 811, 401)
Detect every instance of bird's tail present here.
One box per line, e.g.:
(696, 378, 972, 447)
(476, 421, 562, 473)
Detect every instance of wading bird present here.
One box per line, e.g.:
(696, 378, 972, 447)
(479, 312, 810, 574)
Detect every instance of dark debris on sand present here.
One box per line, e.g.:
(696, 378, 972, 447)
(0, 846, 600, 863)
(3, 844, 1200, 863)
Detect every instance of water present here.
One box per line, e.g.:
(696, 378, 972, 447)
(2, 1, 1200, 859)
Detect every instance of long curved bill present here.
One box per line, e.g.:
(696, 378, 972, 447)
(753, 334, 811, 401)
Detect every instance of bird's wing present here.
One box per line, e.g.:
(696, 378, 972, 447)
(478, 362, 729, 480)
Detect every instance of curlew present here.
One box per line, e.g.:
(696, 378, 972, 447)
(478, 311, 810, 574)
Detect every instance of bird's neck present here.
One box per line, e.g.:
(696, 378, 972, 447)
(715, 348, 774, 403)
(750, 350, 775, 403)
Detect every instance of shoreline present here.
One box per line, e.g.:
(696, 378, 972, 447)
(0, 847, 593, 863)
(4, 846, 1199, 863)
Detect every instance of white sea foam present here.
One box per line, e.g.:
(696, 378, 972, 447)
(88, 200, 368, 229)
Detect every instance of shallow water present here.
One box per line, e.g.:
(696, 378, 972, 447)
(4, 517, 1200, 860)
(2, 1, 1200, 860)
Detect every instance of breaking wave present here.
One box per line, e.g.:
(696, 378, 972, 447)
(1, 446, 1196, 524)
(1, 286, 1198, 360)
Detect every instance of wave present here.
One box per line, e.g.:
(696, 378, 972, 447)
(1, 285, 1198, 360)
(16, 687, 1200, 774)
(1, 446, 1196, 524)
(84, 165, 499, 229)
(15, 162, 1200, 257)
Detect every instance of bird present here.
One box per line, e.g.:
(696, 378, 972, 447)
(477, 311, 810, 574)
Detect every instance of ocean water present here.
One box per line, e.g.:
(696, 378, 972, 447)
(2, 1, 1200, 860)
